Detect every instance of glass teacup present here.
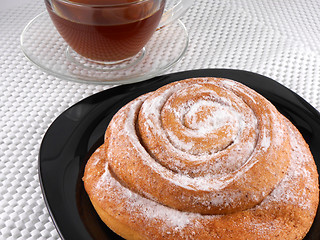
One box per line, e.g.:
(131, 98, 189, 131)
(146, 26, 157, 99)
(45, 0, 193, 64)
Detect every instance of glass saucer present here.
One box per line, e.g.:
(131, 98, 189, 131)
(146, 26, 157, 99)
(20, 11, 189, 85)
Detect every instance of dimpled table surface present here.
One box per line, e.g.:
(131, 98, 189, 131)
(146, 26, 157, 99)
(1, 0, 320, 239)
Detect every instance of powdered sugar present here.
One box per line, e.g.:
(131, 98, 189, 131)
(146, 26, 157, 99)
(86, 78, 318, 238)
(260, 135, 271, 150)
(104, 78, 298, 215)
(138, 80, 259, 176)
(97, 161, 196, 233)
(265, 120, 316, 210)
(92, 117, 317, 238)
(179, 101, 240, 137)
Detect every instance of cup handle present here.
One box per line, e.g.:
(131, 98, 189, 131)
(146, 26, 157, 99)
(158, 0, 194, 29)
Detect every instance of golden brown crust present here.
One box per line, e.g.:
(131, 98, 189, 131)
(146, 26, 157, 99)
(90, 198, 145, 240)
(83, 77, 319, 240)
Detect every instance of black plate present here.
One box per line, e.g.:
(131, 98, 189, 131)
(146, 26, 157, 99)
(39, 69, 320, 240)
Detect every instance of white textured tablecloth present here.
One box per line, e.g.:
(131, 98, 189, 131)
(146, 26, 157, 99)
(1, 0, 320, 239)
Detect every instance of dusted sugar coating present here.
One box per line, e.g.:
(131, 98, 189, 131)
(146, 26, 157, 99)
(103, 78, 290, 215)
(83, 77, 319, 240)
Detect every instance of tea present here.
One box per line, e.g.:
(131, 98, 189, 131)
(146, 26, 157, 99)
(45, 0, 165, 61)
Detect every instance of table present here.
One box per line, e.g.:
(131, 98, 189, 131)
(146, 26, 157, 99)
(1, 0, 320, 239)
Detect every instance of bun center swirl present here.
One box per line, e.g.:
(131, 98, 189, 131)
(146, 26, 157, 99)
(162, 85, 241, 155)
(105, 78, 290, 215)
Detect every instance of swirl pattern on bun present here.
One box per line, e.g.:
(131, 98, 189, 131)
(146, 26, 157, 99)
(83, 77, 319, 240)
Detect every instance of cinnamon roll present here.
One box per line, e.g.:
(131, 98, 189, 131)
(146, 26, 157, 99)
(83, 77, 319, 240)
